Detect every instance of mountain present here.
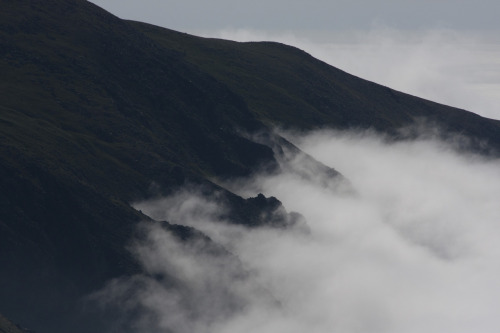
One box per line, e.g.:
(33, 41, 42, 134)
(130, 21, 500, 146)
(1, 0, 500, 332)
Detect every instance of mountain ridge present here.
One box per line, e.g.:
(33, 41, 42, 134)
(130, 20, 500, 145)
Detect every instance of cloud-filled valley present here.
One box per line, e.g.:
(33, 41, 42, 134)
(98, 128, 500, 333)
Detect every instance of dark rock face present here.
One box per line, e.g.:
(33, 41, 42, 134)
(233, 192, 304, 228)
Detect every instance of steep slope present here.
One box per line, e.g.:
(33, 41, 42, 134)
(133, 22, 500, 150)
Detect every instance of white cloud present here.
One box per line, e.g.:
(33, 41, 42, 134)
(255, 129, 500, 332)
(99, 127, 500, 333)
(200, 28, 500, 120)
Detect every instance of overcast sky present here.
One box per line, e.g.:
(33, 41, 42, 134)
(90, 0, 500, 32)
(89, 0, 500, 119)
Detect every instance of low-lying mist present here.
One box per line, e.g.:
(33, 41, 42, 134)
(98, 128, 500, 333)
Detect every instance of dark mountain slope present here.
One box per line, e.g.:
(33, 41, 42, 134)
(133, 22, 500, 149)
(0, 0, 290, 331)
(1, 0, 275, 184)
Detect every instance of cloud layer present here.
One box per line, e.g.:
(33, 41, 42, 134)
(97, 128, 500, 333)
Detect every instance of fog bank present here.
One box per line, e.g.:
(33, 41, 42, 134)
(101, 129, 500, 333)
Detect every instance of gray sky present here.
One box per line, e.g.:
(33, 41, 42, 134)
(91, 0, 500, 33)
(89, 0, 500, 119)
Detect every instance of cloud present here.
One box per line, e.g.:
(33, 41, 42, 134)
(95, 126, 500, 333)
(199, 28, 500, 120)
(243, 128, 500, 332)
